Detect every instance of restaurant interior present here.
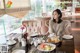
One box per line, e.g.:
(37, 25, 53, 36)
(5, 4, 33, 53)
(0, 0, 80, 53)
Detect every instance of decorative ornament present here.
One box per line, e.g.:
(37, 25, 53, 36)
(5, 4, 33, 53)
(6, 0, 13, 8)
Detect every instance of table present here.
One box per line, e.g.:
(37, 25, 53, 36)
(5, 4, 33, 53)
(28, 38, 74, 53)
(8, 36, 74, 53)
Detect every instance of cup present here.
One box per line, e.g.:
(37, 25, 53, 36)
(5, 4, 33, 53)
(33, 38, 38, 47)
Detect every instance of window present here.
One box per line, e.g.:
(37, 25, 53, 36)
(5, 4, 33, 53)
(0, 20, 7, 45)
(0, 14, 21, 44)
(0, 0, 4, 9)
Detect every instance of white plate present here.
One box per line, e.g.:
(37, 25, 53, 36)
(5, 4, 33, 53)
(63, 35, 73, 39)
(37, 43, 56, 52)
(12, 50, 25, 53)
(7, 40, 16, 45)
(30, 33, 39, 36)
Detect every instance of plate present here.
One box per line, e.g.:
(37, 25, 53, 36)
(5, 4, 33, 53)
(7, 40, 16, 45)
(63, 35, 73, 39)
(37, 43, 56, 52)
(12, 50, 25, 53)
(30, 33, 39, 36)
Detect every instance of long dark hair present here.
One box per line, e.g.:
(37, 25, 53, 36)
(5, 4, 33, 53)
(52, 9, 62, 23)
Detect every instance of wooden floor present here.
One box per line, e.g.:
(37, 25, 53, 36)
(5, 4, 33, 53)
(71, 16, 80, 53)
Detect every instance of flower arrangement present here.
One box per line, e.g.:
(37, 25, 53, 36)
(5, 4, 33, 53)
(21, 23, 26, 38)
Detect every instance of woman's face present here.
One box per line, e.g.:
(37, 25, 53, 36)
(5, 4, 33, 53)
(53, 11, 60, 19)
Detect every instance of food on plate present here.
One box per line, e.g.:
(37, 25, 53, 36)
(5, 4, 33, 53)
(39, 43, 53, 51)
(47, 38, 52, 42)
(40, 43, 46, 49)
(47, 36, 60, 43)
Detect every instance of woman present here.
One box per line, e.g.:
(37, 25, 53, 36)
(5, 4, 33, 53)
(49, 9, 71, 37)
